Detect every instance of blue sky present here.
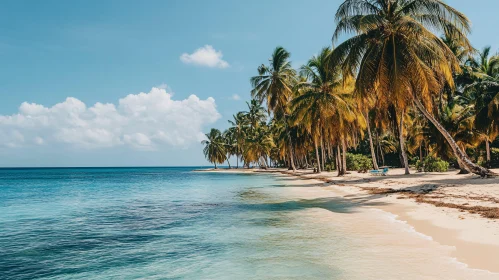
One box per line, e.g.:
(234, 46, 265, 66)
(0, 0, 498, 167)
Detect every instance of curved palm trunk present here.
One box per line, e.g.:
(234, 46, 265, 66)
(214, 162, 217, 169)
(399, 109, 410, 175)
(413, 98, 494, 177)
(314, 138, 321, 173)
(365, 109, 379, 170)
(226, 155, 231, 169)
(457, 158, 470, 174)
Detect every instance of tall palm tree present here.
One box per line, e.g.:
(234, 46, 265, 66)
(251, 47, 297, 115)
(251, 46, 298, 171)
(465, 47, 499, 167)
(291, 47, 359, 173)
(201, 128, 227, 169)
(331, 0, 493, 176)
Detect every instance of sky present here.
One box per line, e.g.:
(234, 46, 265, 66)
(0, 0, 498, 167)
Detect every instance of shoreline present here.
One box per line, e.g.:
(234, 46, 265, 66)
(199, 167, 499, 274)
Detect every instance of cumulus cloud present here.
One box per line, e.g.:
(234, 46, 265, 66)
(0, 87, 221, 150)
(230, 94, 241, 101)
(180, 45, 229, 68)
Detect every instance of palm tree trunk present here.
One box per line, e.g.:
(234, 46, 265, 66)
(321, 138, 326, 172)
(236, 154, 239, 169)
(486, 138, 491, 169)
(226, 155, 231, 169)
(261, 157, 268, 169)
(457, 158, 470, 174)
(288, 143, 296, 172)
(214, 162, 217, 169)
(413, 97, 493, 177)
(314, 137, 321, 173)
(365, 109, 379, 170)
(399, 109, 410, 175)
(336, 145, 342, 176)
(341, 136, 347, 175)
(380, 147, 385, 167)
(419, 145, 423, 161)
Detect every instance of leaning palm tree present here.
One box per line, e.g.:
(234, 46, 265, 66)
(251, 47, 298, 171)
(201, 128, 226, 169)
(331, 0, 493, 176)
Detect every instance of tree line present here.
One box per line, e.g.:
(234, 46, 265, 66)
(202, 0, 498, 177)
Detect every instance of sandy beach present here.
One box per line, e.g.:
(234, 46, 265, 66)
(199, 167, 499, 277)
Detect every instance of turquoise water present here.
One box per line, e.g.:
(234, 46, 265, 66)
(0, 167, 343, 280)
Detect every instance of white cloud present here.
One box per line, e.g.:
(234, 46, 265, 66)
(180, 45, 229, 68)
(0, 87, 221, 150)
(230, 94, 241, 100)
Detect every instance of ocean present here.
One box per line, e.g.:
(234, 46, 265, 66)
(1, 167, 497, 280)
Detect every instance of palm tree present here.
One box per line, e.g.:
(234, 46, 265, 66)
(251, 46, 298, 171)
(243, 100, 267, 129)
(228, 112, 248, 168)
(331, 0, 493, 176)
(201, 128, 226, 169)
(251, 47, 297, 115)
(222, 129, 237, 168)
(291, 47, 359, 173)
(465, 47, 499, 167)
(243, 124, 275, 169)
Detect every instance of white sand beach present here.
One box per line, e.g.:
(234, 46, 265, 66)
(200, 167, 499, 278)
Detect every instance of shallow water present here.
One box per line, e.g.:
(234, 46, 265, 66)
(0, 167, 497, 279)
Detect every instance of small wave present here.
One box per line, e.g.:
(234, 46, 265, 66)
(369, 208, 433, 241)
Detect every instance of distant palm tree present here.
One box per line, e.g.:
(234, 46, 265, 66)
(251, 47, 298, 171)
(243, 100, 267, 129)
(292, 47, 358, 173)
(201, 128, 226, 169)
(243, 124, 274, 169)
(331, 0, 493, 176)
(222, 129, 237, 168)
(227, 112, 248, 168)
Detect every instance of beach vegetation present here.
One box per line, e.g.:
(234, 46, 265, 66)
(202, 0, 498, 177)
(416, 156, 450, 172)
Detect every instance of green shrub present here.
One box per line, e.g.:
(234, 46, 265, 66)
(346, 153, 373, 173)
(415, 156, 449, 172)
(491, 148, 499, 168)
(324, 162, 336, 172)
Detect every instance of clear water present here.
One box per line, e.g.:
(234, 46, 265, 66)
(0, 167, 344, 280)
(1, 167, 497, 280)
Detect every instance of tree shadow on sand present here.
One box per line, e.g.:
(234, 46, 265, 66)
(238, 195, 389, 215)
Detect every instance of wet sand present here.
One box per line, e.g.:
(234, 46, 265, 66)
(200, 167, 499, 278)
